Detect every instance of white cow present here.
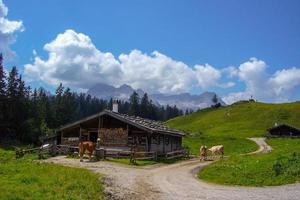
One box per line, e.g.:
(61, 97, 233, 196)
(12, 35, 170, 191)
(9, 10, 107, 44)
(208, 145, 224, 158)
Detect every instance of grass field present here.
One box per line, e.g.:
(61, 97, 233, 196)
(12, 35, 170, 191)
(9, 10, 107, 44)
(167, 101, 300, 186)
(183, 135, 257, 156)
(199, 138, 300, 186)
(168, 101, 300, 138)
(0, 148, 104, 200)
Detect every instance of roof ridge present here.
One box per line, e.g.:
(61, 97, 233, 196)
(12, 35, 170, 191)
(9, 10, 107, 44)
(57, 109, 185, 136)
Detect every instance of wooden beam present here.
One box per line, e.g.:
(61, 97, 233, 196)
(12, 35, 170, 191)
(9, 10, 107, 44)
(145, 135, 148, 152)
(98, 116, 101, 137)
(163, 134, 165, 153)
(148, 135, 151, 152)
(61, 131, 64, 144)
(79, 126, 82, 141)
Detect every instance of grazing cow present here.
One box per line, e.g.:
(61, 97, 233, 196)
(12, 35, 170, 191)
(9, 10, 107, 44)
(208, 145, 224, 158)
(79, 141, 96, 162)
(199, 145, 207, 161)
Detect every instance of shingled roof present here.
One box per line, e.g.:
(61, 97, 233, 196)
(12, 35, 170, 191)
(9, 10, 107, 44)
(267, 123, 300, 132)
(57, 109, 186, 137)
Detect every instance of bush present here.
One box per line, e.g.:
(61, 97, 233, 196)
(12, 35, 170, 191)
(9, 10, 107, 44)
(272, 152, 300, 176)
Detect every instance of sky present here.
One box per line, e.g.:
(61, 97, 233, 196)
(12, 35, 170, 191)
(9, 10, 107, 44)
(1, 0, 300, 104)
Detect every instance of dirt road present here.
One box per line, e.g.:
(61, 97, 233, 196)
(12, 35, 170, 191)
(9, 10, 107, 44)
(246, 137, 272, 154)
(45, 138, 300, 200)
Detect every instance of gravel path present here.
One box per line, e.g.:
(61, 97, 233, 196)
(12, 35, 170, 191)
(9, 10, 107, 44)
(246, 137, 272, 154)
(45, 138, 300, 200)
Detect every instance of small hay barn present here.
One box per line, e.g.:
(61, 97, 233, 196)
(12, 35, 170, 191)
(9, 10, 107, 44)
(267, 124, 300, 137)
(56, 109, 185, 155)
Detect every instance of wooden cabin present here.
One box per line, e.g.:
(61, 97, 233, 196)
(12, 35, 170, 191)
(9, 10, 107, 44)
(267, 124, 300, 137)
(56, 109, 185, 155)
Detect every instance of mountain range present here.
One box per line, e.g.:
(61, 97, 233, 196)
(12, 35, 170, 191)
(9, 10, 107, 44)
(87, 83, 225, 111)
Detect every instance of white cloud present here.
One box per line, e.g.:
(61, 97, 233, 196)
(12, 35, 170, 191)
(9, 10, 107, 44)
(268, 67, 300, 101)
(223, 66, 238, 78)
(222, 91, 252, 105)
(24, 29, 300, 102)
(25, 29, 226, 94)
(194, 64, 221, 89)
(222, 58, 300, 104)
(25, 29, 121, 89)
(0, 0, 24, 58)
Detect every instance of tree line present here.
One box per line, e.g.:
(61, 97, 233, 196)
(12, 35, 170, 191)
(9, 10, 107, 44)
(0, 55, 183, 144)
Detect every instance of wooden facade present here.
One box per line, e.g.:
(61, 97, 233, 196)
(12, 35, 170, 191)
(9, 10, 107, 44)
(267, 124, 300, 137)
(56, 110, 185, 155)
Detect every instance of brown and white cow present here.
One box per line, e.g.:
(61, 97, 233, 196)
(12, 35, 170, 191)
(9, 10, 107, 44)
(199, 145, 208, 161)
(79, 141, 96, 162)
(208, 145, 224, 158)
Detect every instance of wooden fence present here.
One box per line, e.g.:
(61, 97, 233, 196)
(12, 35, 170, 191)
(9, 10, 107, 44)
(164, 149, 187, 160)
(16, 145, 186, 161)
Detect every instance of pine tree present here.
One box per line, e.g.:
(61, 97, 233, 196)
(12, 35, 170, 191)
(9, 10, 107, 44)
(129, 91, 140, 116)
(0, 53, 7, 135)
(140, 93, 150, 118)
(148, 100, 157, 120)
(0, 55, 5, 97)
(53, 83, 65, 127)
(16, 75, 30, 141)
(212, 94, 218, 104)
(7, 66, 18, 98)
(0, 53, 6, 98)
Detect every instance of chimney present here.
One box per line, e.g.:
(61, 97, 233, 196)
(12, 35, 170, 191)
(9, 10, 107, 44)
(112, 99, 119, 112)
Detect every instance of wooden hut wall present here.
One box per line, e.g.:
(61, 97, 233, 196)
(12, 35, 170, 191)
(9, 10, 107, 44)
(58, 113, 184, 153)
(61, 126, 80, 146)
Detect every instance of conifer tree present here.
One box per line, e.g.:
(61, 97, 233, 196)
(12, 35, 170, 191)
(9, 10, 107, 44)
(0, 54, 6, 99)
(129, 91, 139, 116)
(140, 93, 150, 118)
(0, 54, 6, 123)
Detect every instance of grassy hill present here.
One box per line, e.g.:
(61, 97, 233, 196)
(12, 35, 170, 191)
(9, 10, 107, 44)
(167, 101, 300, 155)
(168, 101, 300, 138)
(167, 101, 300, 186)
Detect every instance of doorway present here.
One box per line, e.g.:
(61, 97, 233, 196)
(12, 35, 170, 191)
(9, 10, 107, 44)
(89, 132, 98, 142)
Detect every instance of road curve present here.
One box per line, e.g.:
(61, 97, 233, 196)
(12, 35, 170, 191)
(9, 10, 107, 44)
(45, 138, 300, 200)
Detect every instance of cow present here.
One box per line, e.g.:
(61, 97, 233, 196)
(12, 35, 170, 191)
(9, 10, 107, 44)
(208, 145, 224, 158)
(199, 145, 208, 161)
(79, 140, 96, 162)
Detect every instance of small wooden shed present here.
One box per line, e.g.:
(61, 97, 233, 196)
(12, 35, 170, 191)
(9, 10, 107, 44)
(56, 109, 185, 155)
(267, 124, 300, 137)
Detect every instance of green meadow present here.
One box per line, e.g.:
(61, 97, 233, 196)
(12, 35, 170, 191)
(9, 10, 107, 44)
(167, 101, 300, 186)
(0, 148, 104, 200)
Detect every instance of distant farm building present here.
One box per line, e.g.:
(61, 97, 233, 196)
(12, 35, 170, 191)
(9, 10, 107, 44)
(56, 102, 185, 155)
(267, 124, 300, 137)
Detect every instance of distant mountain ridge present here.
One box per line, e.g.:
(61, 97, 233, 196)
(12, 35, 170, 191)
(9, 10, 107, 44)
(87, 83, 225, 110)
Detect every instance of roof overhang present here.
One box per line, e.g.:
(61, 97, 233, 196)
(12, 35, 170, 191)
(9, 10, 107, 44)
(56, 110, 185, 137)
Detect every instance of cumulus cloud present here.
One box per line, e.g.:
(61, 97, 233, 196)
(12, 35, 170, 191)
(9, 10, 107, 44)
(0, 0, 24, 58)
(194, 64, 221, 89)
(25, 29, 227, 94)
(24, 29, 300, 102)
(268, 67, 300, 101)
(222, 58, 300, 104)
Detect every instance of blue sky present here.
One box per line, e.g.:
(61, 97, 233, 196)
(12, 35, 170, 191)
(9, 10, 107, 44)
(1, 0, 300, 103)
